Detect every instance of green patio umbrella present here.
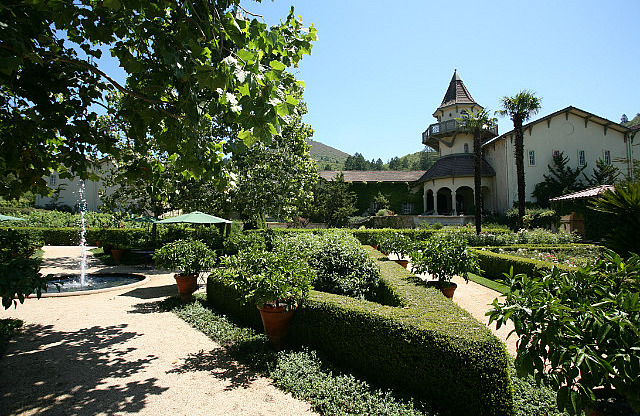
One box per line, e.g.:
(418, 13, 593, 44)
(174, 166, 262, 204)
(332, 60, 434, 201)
(0, 214, 26, 221)
(157, 211, 231, 224)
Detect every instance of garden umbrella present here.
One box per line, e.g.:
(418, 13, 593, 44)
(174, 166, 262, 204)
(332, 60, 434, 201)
(157, 211, 231, 224)
(0, 214, 26, 221)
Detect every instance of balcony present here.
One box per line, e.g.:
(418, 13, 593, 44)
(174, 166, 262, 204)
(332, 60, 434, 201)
(422, 120, 498, 145)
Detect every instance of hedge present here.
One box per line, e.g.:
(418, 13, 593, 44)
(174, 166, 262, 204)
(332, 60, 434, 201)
(207, 246, 513, 416)
(472, 247, 574, 282)
(3, 226, 224, 250)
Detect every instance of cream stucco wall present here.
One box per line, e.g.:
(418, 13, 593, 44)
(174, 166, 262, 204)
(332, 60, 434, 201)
(484, 111, 633, 213)
(35, 161, 114, 212)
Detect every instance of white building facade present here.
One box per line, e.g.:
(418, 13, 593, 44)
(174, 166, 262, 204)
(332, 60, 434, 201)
(420, 70, 637, 215)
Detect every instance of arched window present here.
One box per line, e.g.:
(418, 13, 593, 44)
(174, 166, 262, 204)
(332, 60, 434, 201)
(464, 143, 469, 153)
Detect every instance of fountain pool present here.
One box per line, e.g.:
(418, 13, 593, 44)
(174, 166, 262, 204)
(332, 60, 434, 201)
(43, 273, 148, 296)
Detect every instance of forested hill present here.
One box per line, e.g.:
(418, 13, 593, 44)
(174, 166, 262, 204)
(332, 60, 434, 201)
(306, 139, 350, 170)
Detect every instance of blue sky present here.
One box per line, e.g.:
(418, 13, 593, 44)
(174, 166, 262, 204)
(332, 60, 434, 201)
(243, 0, 640, 162)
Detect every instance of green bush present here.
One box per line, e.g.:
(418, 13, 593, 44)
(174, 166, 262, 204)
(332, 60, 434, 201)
(154, 239, 216, 276)
(0, 228, 44, 262)
(208, 247, 513, 416)
(472, 248, 574, 282)
(488, 251, 640, 415)
(0, 257, 47, 309)
(216, 246, 314, 309)
(410, 233, 479, 285)
(276, 231, 383, 301)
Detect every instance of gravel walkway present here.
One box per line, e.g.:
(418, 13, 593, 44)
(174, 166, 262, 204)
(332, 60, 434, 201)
(0, 246, 316, 416)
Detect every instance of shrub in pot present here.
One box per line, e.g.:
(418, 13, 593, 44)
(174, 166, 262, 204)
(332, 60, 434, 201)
(154, 239, 216, 302)
(386, 232, 414, 267)
(410, 234, 479, 298)
(218, 245, 314, 346)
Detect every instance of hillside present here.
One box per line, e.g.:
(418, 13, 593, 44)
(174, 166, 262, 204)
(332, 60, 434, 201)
(307, 139, 350, 170)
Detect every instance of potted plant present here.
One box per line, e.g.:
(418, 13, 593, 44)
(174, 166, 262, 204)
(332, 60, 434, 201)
(154, 239, 216, 302)
(101, 232, 128, 264)
(409, 234, 479, 298)
(387, 232, 414, 268)
(220, 246, 314, 347)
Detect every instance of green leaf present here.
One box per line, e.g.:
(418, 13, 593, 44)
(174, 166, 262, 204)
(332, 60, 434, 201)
(238, 129, 258, 147)
(269, 60, 286, 71)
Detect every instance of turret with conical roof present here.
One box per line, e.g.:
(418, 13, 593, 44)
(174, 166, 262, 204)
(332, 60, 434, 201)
(422, 70, 496, 153)
(433, 69, 481, 118)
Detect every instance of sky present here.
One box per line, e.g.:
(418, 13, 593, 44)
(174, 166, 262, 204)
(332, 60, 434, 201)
(238, 0, 640, 162)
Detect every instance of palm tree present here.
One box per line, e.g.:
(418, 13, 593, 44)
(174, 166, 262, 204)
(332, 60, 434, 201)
(496, 91, 542, 228)
(456, 109, 498, 235)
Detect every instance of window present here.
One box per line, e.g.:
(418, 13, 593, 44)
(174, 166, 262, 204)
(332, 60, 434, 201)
(553, 150, 560, 158)
(49, 174, 57, 186)
(464, 143, 469, 153)
(401, 202, 413, 214)
(528, 150, 535, 166)
(578, 150, 586, 166)
(604, 150, 611, 165)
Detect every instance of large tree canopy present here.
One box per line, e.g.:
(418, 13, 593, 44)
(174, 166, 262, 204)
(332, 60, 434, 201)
(0, 0, 316, 199)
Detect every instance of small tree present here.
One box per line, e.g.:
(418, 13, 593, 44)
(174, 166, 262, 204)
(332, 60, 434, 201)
(585, 158, 620, 186)
(314, 173, 357, 227)
(532, 152, 587, 207)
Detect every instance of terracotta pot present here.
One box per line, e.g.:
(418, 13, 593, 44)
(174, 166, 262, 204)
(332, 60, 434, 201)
(439, 282, 457, 299)
(175, 274, 198, 302)
(395, 259, 409, 269)
(258, 305, 295, 348)
(111, 248, 124, 265)
(96, 239, 102, 248)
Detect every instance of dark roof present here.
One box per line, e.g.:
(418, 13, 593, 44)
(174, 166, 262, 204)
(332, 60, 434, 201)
(436, 70, 478, 112)
(549, 185, 614, 202)
(484, 106, 633, 147)
(418, 154, 495, 182)
(318, 170, 426, 183)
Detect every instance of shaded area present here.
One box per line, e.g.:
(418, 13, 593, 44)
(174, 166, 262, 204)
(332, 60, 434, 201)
(167, 348, 259, 390)
(121, 283, 177, 300)
(0, 323, 167, 415)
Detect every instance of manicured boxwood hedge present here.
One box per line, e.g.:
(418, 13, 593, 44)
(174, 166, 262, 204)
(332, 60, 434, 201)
(10, 226, 224, 250)
(472, 247, 574, 282)
(207, 246, 513, 416)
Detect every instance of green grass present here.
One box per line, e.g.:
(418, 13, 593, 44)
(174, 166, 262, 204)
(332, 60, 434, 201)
(467, 272, 510, 294)
(163, 294, 564, 416)
(0, 318, 23, 358)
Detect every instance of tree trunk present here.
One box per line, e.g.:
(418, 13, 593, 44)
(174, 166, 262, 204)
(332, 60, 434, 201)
(473, 132, 482, 235)
(514, 118, 526, 228)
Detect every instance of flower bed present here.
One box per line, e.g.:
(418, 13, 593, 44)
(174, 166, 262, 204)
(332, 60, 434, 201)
(478, 244, 603, 268)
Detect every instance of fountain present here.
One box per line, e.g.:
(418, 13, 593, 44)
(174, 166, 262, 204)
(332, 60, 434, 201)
(42, 180, 147, 296)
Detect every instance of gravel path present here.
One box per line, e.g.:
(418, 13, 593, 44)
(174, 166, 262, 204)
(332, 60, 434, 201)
(0, 246, 316, 416)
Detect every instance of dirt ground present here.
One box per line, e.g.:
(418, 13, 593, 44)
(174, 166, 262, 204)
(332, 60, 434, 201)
(0, 246, 316, 416)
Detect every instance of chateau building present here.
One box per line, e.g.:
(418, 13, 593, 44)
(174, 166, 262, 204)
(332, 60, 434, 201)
(418, 70, 637, 215)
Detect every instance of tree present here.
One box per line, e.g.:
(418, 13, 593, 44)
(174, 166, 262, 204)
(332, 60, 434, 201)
(532, 152, 587, 207)
(585, 158, 621, 186)
(411, 150, 438, 171)
(314, 173, 357, 227)
(456, 109, 497, 235)
(374, 158, 384, 170)
(228, 109, 318, 227)
(0, 1, 317, 199)
(621, 114, 629, 124)
(497, 90, 542, 227)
